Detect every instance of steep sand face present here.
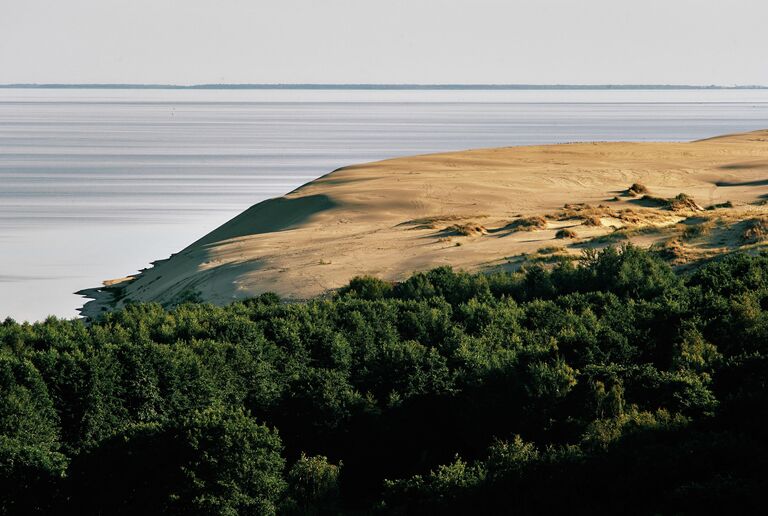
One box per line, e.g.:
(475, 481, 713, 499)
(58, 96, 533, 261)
(79, 130, 768, 317)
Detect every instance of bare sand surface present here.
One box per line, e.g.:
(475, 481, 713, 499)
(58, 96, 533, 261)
(79, 129, 768, 317)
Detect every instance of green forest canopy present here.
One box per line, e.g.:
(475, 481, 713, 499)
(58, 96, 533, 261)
(1, 246, 767, 514)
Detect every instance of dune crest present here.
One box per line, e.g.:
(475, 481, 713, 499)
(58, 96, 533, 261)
(79, 130, 768, 317)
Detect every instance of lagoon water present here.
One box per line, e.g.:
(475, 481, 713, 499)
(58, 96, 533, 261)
(3, 88, 768, 321)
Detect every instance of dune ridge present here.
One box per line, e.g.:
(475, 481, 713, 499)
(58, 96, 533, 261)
(79, 129, 768, 317)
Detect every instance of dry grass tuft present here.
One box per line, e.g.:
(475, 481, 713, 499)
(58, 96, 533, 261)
(742, 217, 768, 244)
(538, 246, 562, 255)
(508, 216, 548, 232)
(654, 239, 688, 261)
(706, 201, 734, 211)
(590, 229, 630, 244)
(668, 193, 704, 212)
(681, 222, 712, 241)
(400, 214, 488, 229)
(563, 203, 589, 210)
(550, 204, 668, 227)
(637, 195, 669, 207)
(447, 223, 488, 237)
(627, 183, 649, 196)
(555, 228, 578, 239)
(641, 193, 703, 212)
(558, 203, 598, 219)
(582, 215, 602, 227)
(588, 225, 669, 245)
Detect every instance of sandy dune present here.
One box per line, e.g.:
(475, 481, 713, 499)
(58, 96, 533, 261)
(79, 129, 768, 317)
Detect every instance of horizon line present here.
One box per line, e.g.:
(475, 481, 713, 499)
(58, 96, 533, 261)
(2, 83, 768, 90)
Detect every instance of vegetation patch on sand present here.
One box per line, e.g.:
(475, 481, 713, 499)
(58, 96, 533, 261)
(652, 238, 690, 262)
(706, 200, 734, 211)
(581, 215, 603, 227)
(446, 222, 488, 237)
(586, 225, 669, 245)
(399, 214, 488, 230)
(681, 218, 716, 241)
(506, 216, 548, 232)
(537, 245, 562, 255)
(742, 217, 768, 244)
(549, 203, 674, 227)
(555, 228, 578, 239)
(641, 193, 704, 212)
(626, 182, 649, 196)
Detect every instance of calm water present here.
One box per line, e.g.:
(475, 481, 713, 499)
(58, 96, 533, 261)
(2, 88, 768, 321)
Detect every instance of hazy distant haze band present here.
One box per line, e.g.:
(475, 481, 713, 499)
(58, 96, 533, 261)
(2, 84, 767, 90)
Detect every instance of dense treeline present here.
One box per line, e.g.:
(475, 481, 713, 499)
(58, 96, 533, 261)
(1, 246, 767, 514)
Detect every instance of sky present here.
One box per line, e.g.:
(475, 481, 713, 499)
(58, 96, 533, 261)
(1, 0, 767, 85)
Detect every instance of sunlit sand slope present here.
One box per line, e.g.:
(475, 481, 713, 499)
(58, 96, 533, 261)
(79, 130, 768, 317)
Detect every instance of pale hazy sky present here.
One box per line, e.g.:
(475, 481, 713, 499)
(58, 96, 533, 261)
(1, 0, 766, 85)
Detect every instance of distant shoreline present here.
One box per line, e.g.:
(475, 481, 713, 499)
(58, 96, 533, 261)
(2, 83, 768, 90)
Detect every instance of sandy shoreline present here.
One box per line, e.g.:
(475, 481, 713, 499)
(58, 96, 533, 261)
(79, 129, 768, 317)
